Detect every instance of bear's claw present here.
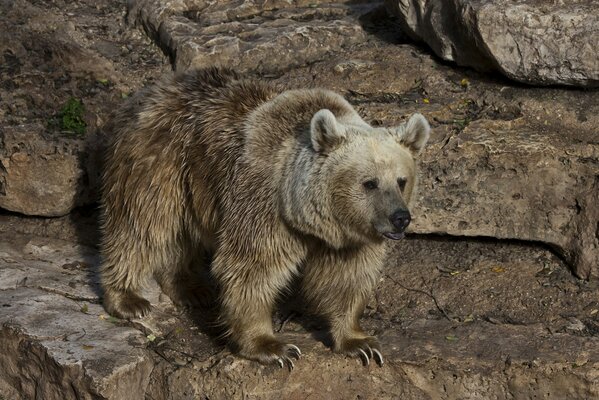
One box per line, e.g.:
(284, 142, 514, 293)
(277, 356, 295, 371)
(277, 343, 301, 370)
(339, 336, 384, 367)
(358, 348, 370, 366)
(244, 339, 302, 370)
(287, 344, 302, 358)
(372, 348, 384, 366)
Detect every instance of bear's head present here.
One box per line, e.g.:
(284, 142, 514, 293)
(311, 109, 430, 244)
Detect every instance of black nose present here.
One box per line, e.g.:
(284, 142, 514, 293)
(390, 209, 411, 231)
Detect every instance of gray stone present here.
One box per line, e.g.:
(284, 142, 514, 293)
(0, 236, 152, 400)
(385, 0, 599, 87)
(415, 117, 599, 279)
(2, 233, 599, 399)
(271, 44, 599, 279)
(128, 0, 379, 73)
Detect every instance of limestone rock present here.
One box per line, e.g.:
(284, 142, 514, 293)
(385, 0, 599, 87)
(128, 0, 379, 73)
(0, 124, 99, 217)
(415, 118, 599, 279)
(272, 44, 599, 278)
(0, 236, 152, 400)
(2, 233, 599, 399)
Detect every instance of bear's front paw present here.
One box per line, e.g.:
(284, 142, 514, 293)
(240, 336, 302, 370)
(338, 336, 383, 367)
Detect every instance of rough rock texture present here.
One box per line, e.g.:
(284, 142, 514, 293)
(415, 118, 599, 280)
(385, 0, 599, 87)
(2, 232, 599, 400)
(271, 44, 599, 279)
(0, 236, 153, 400)
(128, 0, 381, 73)
(0, 0, 169, 217)
(0, 124, 93, 217)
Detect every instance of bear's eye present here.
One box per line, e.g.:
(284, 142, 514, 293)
(397, 177, 407, 191)
(363, 179, 379, 190)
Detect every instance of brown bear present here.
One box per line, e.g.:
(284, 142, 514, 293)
(100, 67, 430, 368)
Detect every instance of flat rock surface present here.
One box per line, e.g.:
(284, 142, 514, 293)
(1, 232, 599, 399)
(385, 0, 599, 87)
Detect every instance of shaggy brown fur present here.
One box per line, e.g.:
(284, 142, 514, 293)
(100, 67, 430, 368)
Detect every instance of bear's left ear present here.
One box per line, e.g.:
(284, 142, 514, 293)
(310, 109, 346, 153)
(393, 113, 430, 155)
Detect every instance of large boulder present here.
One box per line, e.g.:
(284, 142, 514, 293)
(385, 0, 599, 87)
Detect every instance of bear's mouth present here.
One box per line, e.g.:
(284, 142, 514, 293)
(383, 232, 405, 240)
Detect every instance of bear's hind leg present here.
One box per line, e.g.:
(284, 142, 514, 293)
(301, 244, 387, 366)
(101, 244, 154, 319)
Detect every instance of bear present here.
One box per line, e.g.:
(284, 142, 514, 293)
(100, 67, 430, 368)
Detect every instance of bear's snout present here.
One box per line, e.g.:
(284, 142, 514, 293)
(389, 209, 411, 232)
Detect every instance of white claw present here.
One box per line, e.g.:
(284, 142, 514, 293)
(372, 349, 384, 366)
(289, 344, 302, 357)
(287, 358, 295, 370)
(358, 348, 370, 366)
(277, 358, 284, 369)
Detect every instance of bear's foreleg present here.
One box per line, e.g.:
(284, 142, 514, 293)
(301, 244, 387, 366)
(212, 249, 302, 369)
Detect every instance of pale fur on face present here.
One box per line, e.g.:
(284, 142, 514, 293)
(311, 111, 430, 242)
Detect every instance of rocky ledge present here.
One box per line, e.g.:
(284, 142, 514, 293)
(1, 233, 598, 399)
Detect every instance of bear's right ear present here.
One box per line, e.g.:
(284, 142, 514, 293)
(310, 109, 346, 153)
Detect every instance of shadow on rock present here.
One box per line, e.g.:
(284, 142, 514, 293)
(356, 2, 411, 45)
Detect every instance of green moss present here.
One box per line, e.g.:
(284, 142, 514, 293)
(58, 97, 86, 135)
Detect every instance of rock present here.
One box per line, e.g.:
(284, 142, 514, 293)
(2, 233, 599, 399)
(0, 124, 100, 217)
(0, 0, 169, 217)
(385, 0, 599, 87)
(128, 0, 380, 73)
(0, 236, 152, 400)
(415, 117, 599, 280)
(271, 44, 599, 279)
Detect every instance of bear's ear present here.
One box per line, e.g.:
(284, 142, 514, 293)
(310, 109, 346, 153)
(393, 113, 430, 155)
